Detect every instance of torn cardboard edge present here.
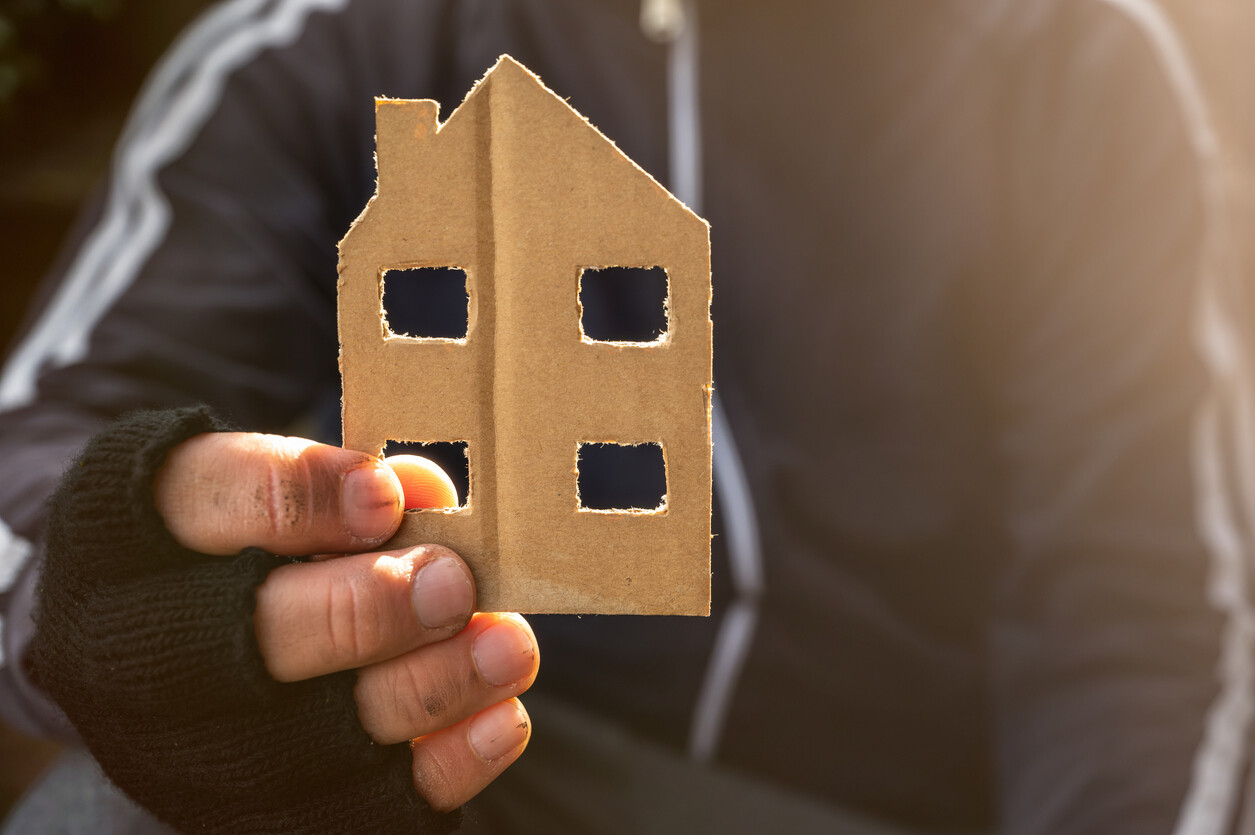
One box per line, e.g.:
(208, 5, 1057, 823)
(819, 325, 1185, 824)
(338, 55, 712, 615)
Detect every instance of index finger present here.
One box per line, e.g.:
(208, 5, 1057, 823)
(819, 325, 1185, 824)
(153, 432, 404, 556)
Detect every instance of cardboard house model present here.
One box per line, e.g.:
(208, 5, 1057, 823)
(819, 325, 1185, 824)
(338, 56, 712, 615)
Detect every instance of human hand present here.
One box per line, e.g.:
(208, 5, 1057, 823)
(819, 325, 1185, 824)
(153, 431, 538, 811)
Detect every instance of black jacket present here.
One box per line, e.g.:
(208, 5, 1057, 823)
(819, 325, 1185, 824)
(1, 1, 1248, 833)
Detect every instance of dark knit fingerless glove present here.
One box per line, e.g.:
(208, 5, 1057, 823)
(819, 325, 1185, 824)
(26, 407, 460, 834)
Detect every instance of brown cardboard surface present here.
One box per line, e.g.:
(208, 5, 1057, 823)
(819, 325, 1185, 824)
(337, 56, 712, 615)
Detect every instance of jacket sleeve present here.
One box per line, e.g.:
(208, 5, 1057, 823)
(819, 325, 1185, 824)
(986, 6, 1252, 834)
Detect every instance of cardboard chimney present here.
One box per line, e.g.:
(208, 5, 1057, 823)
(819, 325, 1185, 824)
(338, 56, 712, 615)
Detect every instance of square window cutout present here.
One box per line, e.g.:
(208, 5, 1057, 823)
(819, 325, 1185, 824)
(577, 442, 667, 512)
(382, 440, 469, 509)
(382, 267, 469, 339)
(579, 266, 669, 343)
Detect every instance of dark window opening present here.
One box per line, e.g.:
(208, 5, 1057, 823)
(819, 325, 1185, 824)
(579, 266, 668, 343)
(577, 442, 667, 511)
(382, 267, 468, 339)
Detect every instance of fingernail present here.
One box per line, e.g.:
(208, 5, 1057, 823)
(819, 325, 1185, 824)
(469, 700, 529, 762)
(411, 555, 474, 629)
(472, 619, 536, 687)
(341, 463, 402, 542)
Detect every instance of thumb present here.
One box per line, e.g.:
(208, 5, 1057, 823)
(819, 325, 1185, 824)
(386, 454, 460, 510)
(153, 432, 404, 556)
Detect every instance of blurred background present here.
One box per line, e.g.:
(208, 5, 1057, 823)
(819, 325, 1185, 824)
(2, 0, 1255, 822)
(0, 0, 213, 353)
(0, 0, 212, 814)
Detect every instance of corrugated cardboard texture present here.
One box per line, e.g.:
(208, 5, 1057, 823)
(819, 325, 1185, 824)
(338, 56, 712, 615)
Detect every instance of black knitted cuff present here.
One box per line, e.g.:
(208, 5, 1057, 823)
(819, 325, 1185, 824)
(27, 407, 459, 834)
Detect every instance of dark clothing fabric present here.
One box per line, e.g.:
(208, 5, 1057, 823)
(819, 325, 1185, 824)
(28, 407, 458, 835)
(0, 1, 1248, 833)
(3, 693, 923, 835)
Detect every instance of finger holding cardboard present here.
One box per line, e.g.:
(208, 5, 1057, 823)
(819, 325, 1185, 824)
(153, 431, 405, 556)
(388, 453, 460, 509)
(155, 429, 538, 809)
(355, 611, 538, 745)
(253, 544, 476, 682)
(259, 550, 537, 812)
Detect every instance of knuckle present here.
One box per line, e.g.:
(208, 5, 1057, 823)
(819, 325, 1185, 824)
(411, 744, 461, 811)
(421, 666, 465, 723)
(256, 453, 313, 541)
(322, 568, 380, 665)
(391, 655, 460, 731)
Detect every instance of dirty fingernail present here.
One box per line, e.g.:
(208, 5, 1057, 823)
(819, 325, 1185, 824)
(341, 463, 402, 542)
(473, 619, 536, 687)
(411, 555, 474, 629)
(469, 700, 529, 762)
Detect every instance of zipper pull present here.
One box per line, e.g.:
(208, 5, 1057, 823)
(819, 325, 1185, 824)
(641, 0, 685, 43)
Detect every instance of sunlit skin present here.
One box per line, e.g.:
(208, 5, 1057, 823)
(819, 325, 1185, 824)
(153, 432, 537, 811)
(386, 454, 460, 510)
